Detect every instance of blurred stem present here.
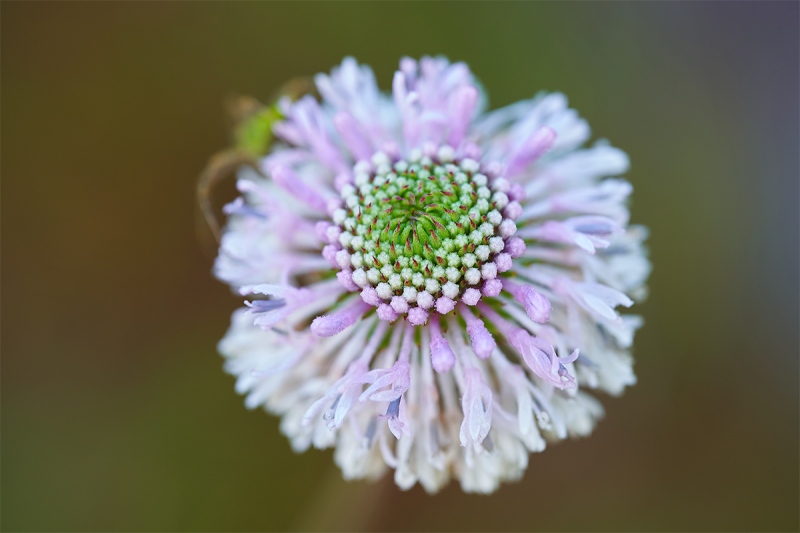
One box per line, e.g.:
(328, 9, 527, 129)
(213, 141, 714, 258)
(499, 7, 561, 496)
(294, 464, 393, 532)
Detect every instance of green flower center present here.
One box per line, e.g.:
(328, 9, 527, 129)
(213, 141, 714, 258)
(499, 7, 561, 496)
(331, 150, 513, 308)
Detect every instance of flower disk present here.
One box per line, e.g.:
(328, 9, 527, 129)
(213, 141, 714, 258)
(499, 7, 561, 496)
(331, 148, 521, 323)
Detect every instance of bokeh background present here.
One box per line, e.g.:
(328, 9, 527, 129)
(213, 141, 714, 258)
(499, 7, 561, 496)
(3, 2, 798, 531)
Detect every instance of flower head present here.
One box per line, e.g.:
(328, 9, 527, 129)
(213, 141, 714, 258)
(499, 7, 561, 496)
(213, 56, 650, 493)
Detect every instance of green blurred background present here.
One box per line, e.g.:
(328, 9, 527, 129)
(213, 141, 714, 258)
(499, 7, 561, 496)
(3, 2, 798, 531)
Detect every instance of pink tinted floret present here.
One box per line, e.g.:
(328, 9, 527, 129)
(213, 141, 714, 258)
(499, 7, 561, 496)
(407, 307, 429, 326)
(337, 270, 359, 291)
(416, 291, 435, 310)
(504, 279, 552, 323)
(315, 221, 334, 242)
(461, 288, 482, 306)
(377, 303, 399, 322)
(508, 182, 526, 202)
(503, 201, 523, 220)
(360, 286, 381, 306)
(322, 244, 340, 267)
(435, 297, 456, 315)
(334, 111, 373, 161)
(461, 306, 496, 359)
(495, 253, 513, 273)
(459, 367, 492, 447)
(311, 300, 371, 337)
(390, 296, 409, 314)
(448, 86, 479, 147)
(505, 237, 527, 258)
(271, 164, 330, 212)
(505, 126, 557, 177)
(429, 317, 455, 373)
(482, 279, 503, 297)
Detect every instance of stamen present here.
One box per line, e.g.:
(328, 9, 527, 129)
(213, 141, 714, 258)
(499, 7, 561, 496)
(429, 315, 455, 373)
(311, 299, 372, 337)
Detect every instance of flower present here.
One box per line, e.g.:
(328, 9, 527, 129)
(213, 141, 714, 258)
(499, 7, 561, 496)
(213, 56, 650, 493)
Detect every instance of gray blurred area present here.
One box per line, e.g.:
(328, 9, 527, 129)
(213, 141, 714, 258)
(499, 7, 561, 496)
(2, 2, 797, 531)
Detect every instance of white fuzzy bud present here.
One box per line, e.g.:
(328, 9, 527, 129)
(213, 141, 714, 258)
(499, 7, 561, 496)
(335, 250, 351, 269)
(403, 286, 418, 302)
(388, 274, 403, 290)
(352, 268, 368, 287)
(372, 151, 390, 166)
(493, 177, 510, 192)
(492, 191, 509, 210)
(460, 158, 480, 173)
(498, 219, 517, 237)
(366, 268, 381, 284)
(481, 262, 497, 280)
(442, 281, 460, 299)
(465, 268, 481, 285)
(417, 291, 434, 309)
(338, 232, 353, 248)
(425, 278, 441, 294)
(446, 267, 462, 282)
(488, 236, 505, 253)
(376, 282, 393, 299)
(437, 145, 455, 162)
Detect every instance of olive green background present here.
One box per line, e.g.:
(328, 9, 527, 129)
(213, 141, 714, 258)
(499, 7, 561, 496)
(3, 2, 798, 531)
